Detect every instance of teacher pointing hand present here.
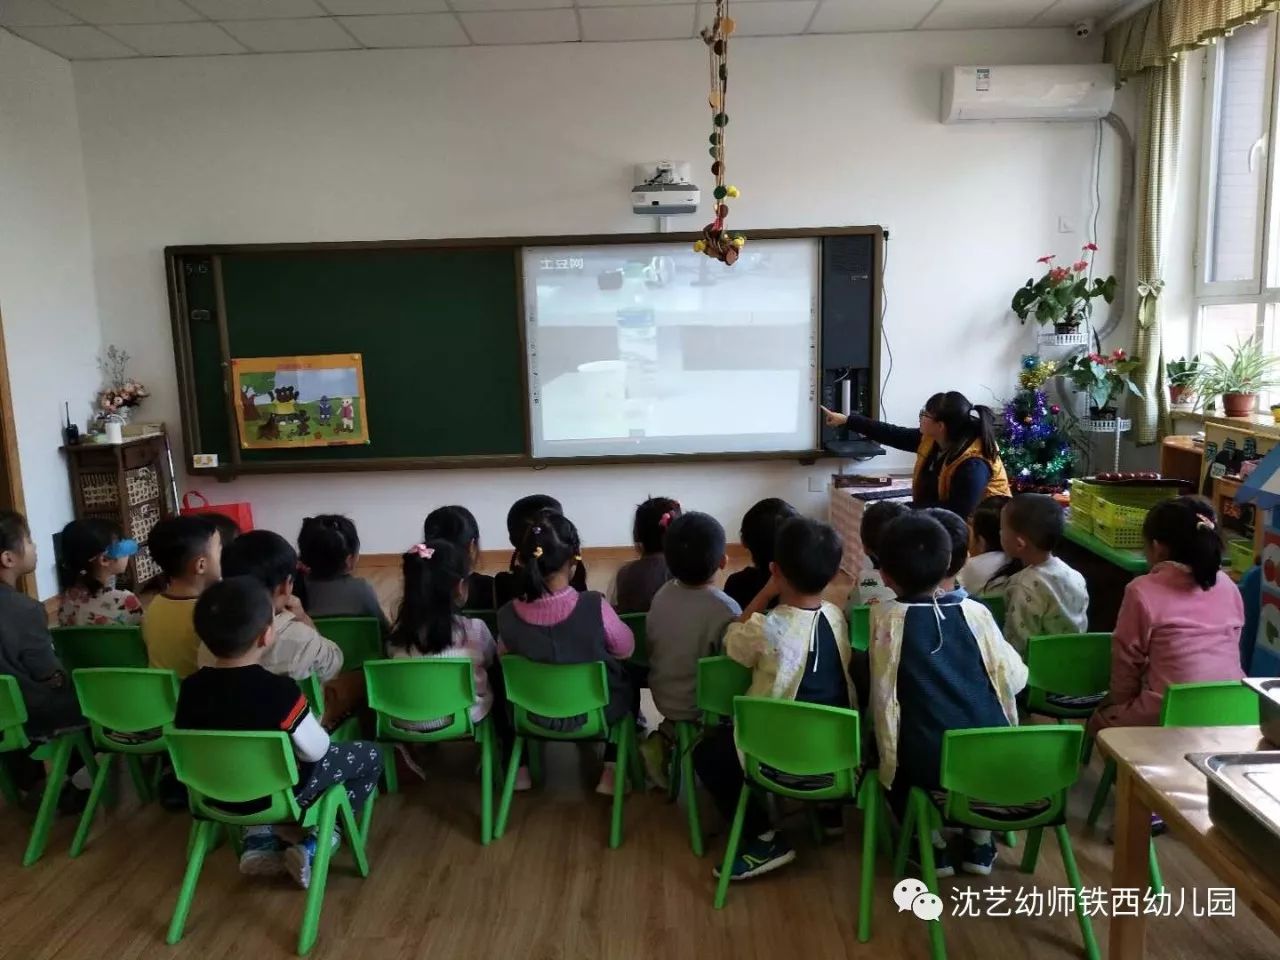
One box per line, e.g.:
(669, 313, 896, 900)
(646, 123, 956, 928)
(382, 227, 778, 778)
(823, 391, 1011, 519)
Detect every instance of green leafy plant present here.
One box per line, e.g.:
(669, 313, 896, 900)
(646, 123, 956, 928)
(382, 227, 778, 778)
(1056, 348, 1144, 413)
(1012, 243, 1117, 328)
(1191, 336, 1280, 399)
(1166, 355, 1200, 387)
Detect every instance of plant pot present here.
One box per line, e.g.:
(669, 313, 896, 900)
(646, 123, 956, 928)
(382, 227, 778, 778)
(1221, 392, 1258, 418)
(1053, 321, 1082, 335)
(1168, 384, 1194, 409)
(1089, 405, 1116, 420)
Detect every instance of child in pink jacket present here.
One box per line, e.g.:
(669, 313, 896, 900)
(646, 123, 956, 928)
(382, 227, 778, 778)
(1089, 497, 1245, 734)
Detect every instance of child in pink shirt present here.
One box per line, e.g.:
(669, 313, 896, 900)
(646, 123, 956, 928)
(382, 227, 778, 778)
(496, 508, 634, 795)
(1089, 497, 1245, 734)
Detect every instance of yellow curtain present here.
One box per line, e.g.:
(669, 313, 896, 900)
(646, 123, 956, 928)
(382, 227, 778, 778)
(1107, 0, 1280, 80)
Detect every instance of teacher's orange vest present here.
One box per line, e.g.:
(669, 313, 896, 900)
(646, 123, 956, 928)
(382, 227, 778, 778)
(913, 437, 1012, 512)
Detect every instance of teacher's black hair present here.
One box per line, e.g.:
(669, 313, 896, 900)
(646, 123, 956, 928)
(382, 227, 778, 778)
(924, 390, 999, 462)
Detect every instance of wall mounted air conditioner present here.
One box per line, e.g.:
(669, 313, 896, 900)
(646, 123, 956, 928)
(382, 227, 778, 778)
(941, 64, 1116, 123)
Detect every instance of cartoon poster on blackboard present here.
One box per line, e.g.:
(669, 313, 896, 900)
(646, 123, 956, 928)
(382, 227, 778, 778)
(232, 354, 369, 450)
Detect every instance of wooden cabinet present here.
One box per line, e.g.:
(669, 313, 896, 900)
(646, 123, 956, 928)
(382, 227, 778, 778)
(62, 429, 177, 590)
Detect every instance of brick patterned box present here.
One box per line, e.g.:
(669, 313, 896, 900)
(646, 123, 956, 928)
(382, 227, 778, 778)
(829, 479, 914, 578)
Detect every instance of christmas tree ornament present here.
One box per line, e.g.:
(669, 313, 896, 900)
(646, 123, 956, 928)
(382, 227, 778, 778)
(997, 388, 1076, 492)
(695, 0, 744, 265)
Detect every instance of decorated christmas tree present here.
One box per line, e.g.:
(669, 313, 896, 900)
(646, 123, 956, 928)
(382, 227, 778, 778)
(998, 357, 1077, 492)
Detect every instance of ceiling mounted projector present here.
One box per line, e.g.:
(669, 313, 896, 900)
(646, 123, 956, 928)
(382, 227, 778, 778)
(632, 161, 699, 216)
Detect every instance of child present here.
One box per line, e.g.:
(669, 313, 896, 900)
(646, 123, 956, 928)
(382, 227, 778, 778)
(56, 518, 142, 626)
(142, 515, 222, 678)
(695, 516, 851, 881)
(612, 496, 680, 614)
(958, 495, 1016, 597)
(851, 499, 909, 607)
(202, 530, 344, 684)
(494, 495, 589, 608)
(175, 577, 382, 887)
(1089, 497, 1246, 734)
(423, 504, 494, 612)
(923, 507, 970, 594)
(297, 515, 389, 634)
(1000, 494, 1088, 656)
(870, 512, 1027, 876)
(496, 509, 633, 795)
(723, 497, 798, 610)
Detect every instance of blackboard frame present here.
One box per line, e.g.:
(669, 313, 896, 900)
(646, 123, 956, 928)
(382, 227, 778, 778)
(165, 225, 883, 478)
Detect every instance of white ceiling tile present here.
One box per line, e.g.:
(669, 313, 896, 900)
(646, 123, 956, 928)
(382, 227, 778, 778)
(451, 0, 568, 10)
(320, 0, 446, 13)
(339, 12, 466, 45)
(579, 4, 694, 40)
(807, 0, 936, 34)
(53, 0, 204, 24)
(577, 0, 686, 7)
(0, 0, 76, 26)
(101, 21, 246, 53)
(921, 0, 1054, 30)
(186, 0, 325, 19)
(1033, 0, 1128, 26)
(460, 8, 575, 42)
(10, 23, 136, 55)
(220, 16, 358, 50)
(698, 0, 814, 36)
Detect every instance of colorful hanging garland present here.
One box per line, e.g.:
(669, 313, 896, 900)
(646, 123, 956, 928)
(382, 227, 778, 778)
(694, 0, 744, 266)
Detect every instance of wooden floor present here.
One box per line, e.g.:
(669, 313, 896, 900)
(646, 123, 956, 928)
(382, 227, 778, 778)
(2, 557, 1275, 959)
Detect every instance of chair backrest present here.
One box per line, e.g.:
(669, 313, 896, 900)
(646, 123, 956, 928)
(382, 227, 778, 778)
(847, 604, 870, 653)
(696, 656, 751, 723)
(733, 696, 860, 799)
(51, 625, 147, 673)
(313, 617, 383, 672)
(461, 609, 498, 635)
(940, 725, 1082, 826)
(500, 655, 609, 739)
(0, 675, 31, 752)
(619, 612, 648, 666)
(165, 728, 301, 824)
(1160, 681, 1260, 727)
(365, 657, 476, 740)
(976, 594, 1006, 629)
(72, 668, 178, 749)
(1024, 633, 1113, 709)
(298, 673, 325, 715)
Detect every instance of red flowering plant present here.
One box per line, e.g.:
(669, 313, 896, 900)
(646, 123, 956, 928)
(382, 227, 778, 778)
(1011, 242, 1117, 331)
(1055, 347, 1144, 416)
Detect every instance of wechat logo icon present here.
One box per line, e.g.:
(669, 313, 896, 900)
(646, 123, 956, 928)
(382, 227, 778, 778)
(893, 878, 943, 922)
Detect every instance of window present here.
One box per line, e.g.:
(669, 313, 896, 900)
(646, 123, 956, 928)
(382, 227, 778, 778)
(1194, 14, 1280, 411)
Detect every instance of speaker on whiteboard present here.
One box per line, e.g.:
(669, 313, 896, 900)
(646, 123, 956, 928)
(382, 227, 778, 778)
(821, 234, 873, 370)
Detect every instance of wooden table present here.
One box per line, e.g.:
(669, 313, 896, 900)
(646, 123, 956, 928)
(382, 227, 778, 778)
(1059, 524, 1147, 631)
(1097, 725, 1280, 958)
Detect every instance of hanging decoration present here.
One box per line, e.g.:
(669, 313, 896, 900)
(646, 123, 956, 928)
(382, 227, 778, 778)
(694, 0, 744, 266)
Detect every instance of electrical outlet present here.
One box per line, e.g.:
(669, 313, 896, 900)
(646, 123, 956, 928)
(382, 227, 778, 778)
(1057, 216, 1075, 234)
(808, 475, 827, 493)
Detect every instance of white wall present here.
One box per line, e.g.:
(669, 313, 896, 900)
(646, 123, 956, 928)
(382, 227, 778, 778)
(72, 30, 1123, 554)
(0, 30, 102, 597)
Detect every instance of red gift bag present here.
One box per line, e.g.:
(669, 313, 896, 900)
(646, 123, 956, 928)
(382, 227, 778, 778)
(180, 490, 254, 533)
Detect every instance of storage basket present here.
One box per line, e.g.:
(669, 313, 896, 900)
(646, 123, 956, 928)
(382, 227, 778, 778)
(1228, 538, 1257, 576)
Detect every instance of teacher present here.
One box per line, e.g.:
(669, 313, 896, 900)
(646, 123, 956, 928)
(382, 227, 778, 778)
(823, 391, 1011, 518)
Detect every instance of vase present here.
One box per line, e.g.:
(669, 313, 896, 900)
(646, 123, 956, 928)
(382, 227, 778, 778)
(1221, 392, 1257, 418)
(1168, 385, 1193, 410)
(1053, 320, 1081, 336)
(1089, 405, 1116, 420)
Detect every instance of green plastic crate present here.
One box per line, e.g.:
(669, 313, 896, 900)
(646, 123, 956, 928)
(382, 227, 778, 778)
(1227, 538, 1256, 575)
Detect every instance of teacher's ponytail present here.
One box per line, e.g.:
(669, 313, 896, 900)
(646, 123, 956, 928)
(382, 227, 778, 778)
(926, 391, 999, 462)
(971, 404, 999, 461)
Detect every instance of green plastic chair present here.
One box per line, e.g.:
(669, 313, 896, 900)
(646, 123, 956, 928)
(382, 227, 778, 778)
(894, 726, 1098, 960)
(848, 605, 871, 653)
(297, 673, 360, 743)
(493, 656, 641, 849)
(164, 728, 374, 956)
(976, 594, 1006, 629)
(313, 617, 382, 673)
(68, 668, 178, 856)
(1025, 632, 1112, 768)
(714, 696, 882, 944)
(364, 657, 496, 845)
(50, 625, 147, 673)
(0, 675, 98, 866)
(619, 612, 648, 667)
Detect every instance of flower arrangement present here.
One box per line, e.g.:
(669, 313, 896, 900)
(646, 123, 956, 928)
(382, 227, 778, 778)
(1056, 348, 1143, 417)
(1011, 243, 1117, 332)
(96, 345, 149, 421)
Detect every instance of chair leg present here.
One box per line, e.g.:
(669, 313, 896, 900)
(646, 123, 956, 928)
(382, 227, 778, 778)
(667, 724, 683, 802)
(1019, 826, 1044, 873)
(223, 823, 242, 857)
(70, 752, 114, 857)
(479, 720, 493, 846)
(610, 720, 631, 850)
(1055, 825, 1101, 960)
(381, 742, 398, 795)
(857, 776, 878, 943)
(713, 784, 752, 909)
(627, 725, 645, 792)
(1081, 734, 1095, 766)
(125, 754, 151, 804)
(337, 792, 370, 878)
(892, 791, 918, 878)
(494, 736, 524, 840)
(360, 791, 375, 842)
(0, 758, 17, 806)
(1003, 831, 1017, 848)
(298, 791, 341, 956)
(911, 793, 947, 960)
(679, 724, 702, 857)
(527, 739, 543, 786)
(167, 820, 216, 944)
(1087, 758, 1116, 828)
(23, 736, 74, 867)
(1147, 839, 1163, 895)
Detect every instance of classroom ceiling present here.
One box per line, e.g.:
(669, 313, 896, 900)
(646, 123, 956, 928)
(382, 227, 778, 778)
(2, 0, 1145, 60)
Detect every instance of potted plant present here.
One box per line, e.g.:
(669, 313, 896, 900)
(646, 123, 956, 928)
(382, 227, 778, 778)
(1012, 243, 1118, 334)
(1191, 336, 1280, 418)
(1166, 355, 1199, 409)
(1056, 348, 1144, 419)
(95, 345, 149, 425)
